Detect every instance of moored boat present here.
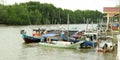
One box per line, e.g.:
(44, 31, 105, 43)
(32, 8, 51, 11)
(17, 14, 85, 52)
(39, 41, 80, 49)
(20, 30, 41, 43)
(38, 31, 81, 49)
(79, 40, 97, 48)
(20, 28, 78, 43)
(97, 36, 115, 52)
(78, 31, 98, 48)
(97, 41, 114, 52)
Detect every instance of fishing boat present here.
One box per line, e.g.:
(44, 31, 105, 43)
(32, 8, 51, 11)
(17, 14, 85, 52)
(38, 28, 96, 49)
(79, 40, 97, 48)
(38, 30, 81, 48)
(79, 26, 98, 48)
(39, 41, 80, 49)
(38, 14, 81, 49)
(20, 30, 41, 43)
(97, 36, 115, 52)
(97, 41, 114, 52)
(78, 33, 97, 48)
(97, 18, 116, 52)
(20, 28, 79, 43)
(78, 20, 98, 48)
(38, 31, 82, 49)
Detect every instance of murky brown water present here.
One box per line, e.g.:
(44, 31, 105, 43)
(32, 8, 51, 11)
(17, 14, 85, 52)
(0, 24, 118, 60)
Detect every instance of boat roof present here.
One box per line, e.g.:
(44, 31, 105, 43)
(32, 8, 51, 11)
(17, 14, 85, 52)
(84, 32, 98, 35)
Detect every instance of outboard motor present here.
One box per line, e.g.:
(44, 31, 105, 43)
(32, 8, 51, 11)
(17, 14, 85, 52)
(20, 30, 26, 34)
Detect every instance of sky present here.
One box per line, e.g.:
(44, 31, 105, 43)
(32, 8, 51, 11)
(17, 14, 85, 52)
(2, 0, 120, 12)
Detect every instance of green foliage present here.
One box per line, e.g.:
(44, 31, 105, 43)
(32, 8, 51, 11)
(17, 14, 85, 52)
(0, 1, 104, 25)
(29, 9, 42, 25)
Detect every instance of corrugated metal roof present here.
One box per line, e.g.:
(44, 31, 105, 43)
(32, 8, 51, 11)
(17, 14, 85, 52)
(103, 7, 120, 13)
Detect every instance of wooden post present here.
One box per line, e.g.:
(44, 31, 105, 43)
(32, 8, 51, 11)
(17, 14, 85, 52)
(119, 4, 120, 33)
(105, 13, 110, 32)
(85, 19, 89, 33)
(67, 14, 69, 41)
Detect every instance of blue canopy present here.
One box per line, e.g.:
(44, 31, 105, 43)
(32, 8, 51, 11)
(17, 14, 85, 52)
(42, 34, 58, 37)
(112, 24, 119, 27)
(82, 40, 94, 47)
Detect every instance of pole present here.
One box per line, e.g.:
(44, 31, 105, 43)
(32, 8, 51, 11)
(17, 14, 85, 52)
(59, 11, 61, 25)
(85, 19, 89, 33)
(67, 14, 69, 41)
(91, 21, 95, 47)
(119, 0, 120, 33)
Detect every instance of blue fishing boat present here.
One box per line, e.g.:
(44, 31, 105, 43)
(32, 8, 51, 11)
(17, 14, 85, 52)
(79, 32, 98, 48)
(97, 36, 115, 52)
(79, 40, 97, 48)
(20, 30, 41, 43)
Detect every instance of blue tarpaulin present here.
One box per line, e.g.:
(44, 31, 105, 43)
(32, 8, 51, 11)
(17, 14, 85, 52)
(112, 24, 119, 27)
(42, 34, 58, 37)
(83, 40, 93, 46)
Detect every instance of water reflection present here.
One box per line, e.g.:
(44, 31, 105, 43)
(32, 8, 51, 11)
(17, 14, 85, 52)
(18, 43, 40, 60)
(18, 43, 117, 60)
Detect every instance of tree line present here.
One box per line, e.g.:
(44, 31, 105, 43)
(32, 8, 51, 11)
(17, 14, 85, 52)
(0, 1, 104, 25)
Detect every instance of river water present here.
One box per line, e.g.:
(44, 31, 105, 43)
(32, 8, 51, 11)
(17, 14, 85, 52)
(0, 24, 118, 60)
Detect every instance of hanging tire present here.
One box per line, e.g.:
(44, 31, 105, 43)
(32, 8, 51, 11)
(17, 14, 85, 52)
(46, 37, 51, 43)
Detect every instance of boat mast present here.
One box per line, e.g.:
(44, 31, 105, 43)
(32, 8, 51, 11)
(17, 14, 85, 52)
(118, 0, 120, 33)
(67, 14, 70, 41)
(85, 19, 89, 33)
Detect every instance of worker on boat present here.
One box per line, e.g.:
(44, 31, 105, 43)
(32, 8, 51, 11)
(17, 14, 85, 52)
(32, 30, 41, 38)
(40, 30, 48, 42)
(89, 35, 93, 41)
(86, 36, 90, 41)
(76, 31, 83, 39)
(96, 38, 100, 47)
(102, 43, 108, 51)
(60, 31, 67, 41)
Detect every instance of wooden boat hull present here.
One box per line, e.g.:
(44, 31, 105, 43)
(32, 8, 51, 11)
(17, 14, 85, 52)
(22, 34, 41, 43)
(97, 47, 114, 52)
(23, 37, 40, 43)
(20, 30, 41, 43)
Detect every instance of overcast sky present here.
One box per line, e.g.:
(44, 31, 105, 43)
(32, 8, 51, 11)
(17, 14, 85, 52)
(3, 0, 120, 12)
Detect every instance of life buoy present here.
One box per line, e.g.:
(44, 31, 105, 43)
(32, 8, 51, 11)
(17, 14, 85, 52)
(46, 37, 51, 43)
